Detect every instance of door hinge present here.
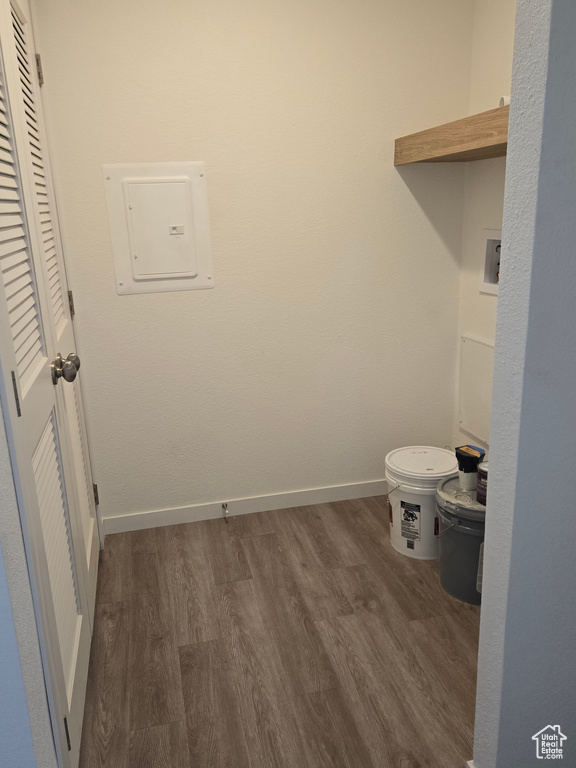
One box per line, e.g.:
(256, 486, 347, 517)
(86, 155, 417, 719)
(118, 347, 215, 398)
(68, 289, 75, 317)
(35, 54, 44, 86)
(93, 483, 100, 506)
(63, 716, 71, 752)
(11, 371, 21, 417)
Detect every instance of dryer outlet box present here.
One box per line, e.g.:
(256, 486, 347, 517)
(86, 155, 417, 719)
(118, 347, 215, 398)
(479, 228, 501, 296)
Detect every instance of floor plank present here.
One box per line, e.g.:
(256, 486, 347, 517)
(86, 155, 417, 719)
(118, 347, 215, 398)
(79, 602, 130, 768)
(316, 613, 435, 767)
(199, 517, 253, 585)
(317, 499, 380, 568)
(406, 607, 480, 753)
(335, 562, 407, 635)
(271, 505, 344, 570)
(275, 507, 354, 620)
(179, 641, 250, 768)
(128, 551, 185, 731)
(129, 721, 189, 768)
(95, 532, 132, 604)
(225, 508, 277, 539)
(241, 532, 339, 696)
(296, 686, 376, 768)
(227, 624, 309, 768)
(158, 523, 220, 645)
(317, 610, 475, 767)
(215, 578, 267, 639)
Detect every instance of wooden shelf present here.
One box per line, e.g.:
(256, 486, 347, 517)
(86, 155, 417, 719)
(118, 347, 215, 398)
(394, 106, 509, 165)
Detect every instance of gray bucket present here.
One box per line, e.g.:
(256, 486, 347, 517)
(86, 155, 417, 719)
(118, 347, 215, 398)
(436, 477, 486, 606)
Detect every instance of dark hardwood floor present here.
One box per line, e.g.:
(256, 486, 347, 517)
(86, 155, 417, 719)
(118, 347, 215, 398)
(80, 496, 480, 768)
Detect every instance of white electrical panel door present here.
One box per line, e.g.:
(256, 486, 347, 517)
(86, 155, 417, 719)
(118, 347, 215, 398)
(125, 179, 197, 280)
(104, 163, 213, 294)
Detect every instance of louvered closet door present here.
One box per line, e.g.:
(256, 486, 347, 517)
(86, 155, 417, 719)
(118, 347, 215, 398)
(0, 1, 97, 766)
(10, 1, 100, 615)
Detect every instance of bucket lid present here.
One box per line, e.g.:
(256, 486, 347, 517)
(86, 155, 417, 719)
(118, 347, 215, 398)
(436, 476, 486, 521)
(385, 446, 458, 486)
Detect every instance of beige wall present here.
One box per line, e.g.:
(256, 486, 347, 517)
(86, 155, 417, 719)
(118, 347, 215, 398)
(32, 0, 474, 524)
(454, 0, 517, 448)
(468, 0, 517, 115)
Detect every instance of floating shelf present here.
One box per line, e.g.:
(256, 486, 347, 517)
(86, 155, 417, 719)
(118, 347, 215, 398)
(394, 106, 509, 165)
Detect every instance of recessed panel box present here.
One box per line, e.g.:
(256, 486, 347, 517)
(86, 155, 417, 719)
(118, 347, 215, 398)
(479, 228, 501, 296)
(104, 162, 213, 294)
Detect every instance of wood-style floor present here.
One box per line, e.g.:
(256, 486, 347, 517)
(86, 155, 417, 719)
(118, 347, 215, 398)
(80, 496, 480, 768)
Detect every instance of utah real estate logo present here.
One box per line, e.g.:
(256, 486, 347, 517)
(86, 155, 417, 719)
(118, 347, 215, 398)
(532, 725, 567, 760)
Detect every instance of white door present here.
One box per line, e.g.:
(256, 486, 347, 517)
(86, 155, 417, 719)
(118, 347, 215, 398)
(0, 1, 99, 765)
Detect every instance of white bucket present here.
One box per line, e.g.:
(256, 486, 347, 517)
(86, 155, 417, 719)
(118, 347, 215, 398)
(385, 446, 458, 560)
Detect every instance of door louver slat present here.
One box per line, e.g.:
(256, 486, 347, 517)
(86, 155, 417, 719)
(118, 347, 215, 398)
(11, 9, 66, 336)
(0, 61, 44, 391)
(0, 174, 17, 188)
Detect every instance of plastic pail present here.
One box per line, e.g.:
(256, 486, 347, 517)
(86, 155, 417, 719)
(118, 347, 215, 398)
(436, 476, 486, 605)
(385, 446, 458, 560)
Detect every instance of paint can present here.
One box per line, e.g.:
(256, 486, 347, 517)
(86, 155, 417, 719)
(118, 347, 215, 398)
(436, 476, 486, 605)
(455, 445, 485, 490)
(385, 446, 458, 560)
(476, 462, 489, 505)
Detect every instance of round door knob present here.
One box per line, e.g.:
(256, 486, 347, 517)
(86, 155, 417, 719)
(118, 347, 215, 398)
(61, 360, 78, 382)
(66, 353, 81, 371)
(51, 352, 81, 384)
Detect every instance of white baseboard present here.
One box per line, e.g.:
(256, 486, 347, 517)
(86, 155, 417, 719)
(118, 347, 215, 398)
(102, 479, 388, 536)
(467, 761, 475, 767)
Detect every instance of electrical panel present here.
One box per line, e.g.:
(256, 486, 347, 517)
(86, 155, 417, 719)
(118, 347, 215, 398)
(103, 162, 213, 294)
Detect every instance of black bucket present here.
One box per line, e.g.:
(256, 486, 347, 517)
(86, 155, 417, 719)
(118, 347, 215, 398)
(436, 477, 486, 605)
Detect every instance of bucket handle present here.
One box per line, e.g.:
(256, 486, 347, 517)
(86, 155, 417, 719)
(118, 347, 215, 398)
(386, 482, 400, 496)
(438, 518, 455, 536)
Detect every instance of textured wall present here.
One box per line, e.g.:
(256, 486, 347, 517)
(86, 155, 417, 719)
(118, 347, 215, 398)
(31, 0, 474, 523)
(0, 395, 58, 767)
(0, 546, 38, 768)
(454, 0, 516, 448)
(474, 0, 576, 765)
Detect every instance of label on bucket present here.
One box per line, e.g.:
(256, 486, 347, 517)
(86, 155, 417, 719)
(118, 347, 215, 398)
(401, 501, 421, 541)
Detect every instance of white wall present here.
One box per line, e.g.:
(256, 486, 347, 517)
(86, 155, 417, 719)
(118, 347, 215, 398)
(0, 396, 58, 768)
(0, 547, 38, 768)
(32, 0, 474, 526)
(474, 0, 576, 764)
(454, 0, 516, 448)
